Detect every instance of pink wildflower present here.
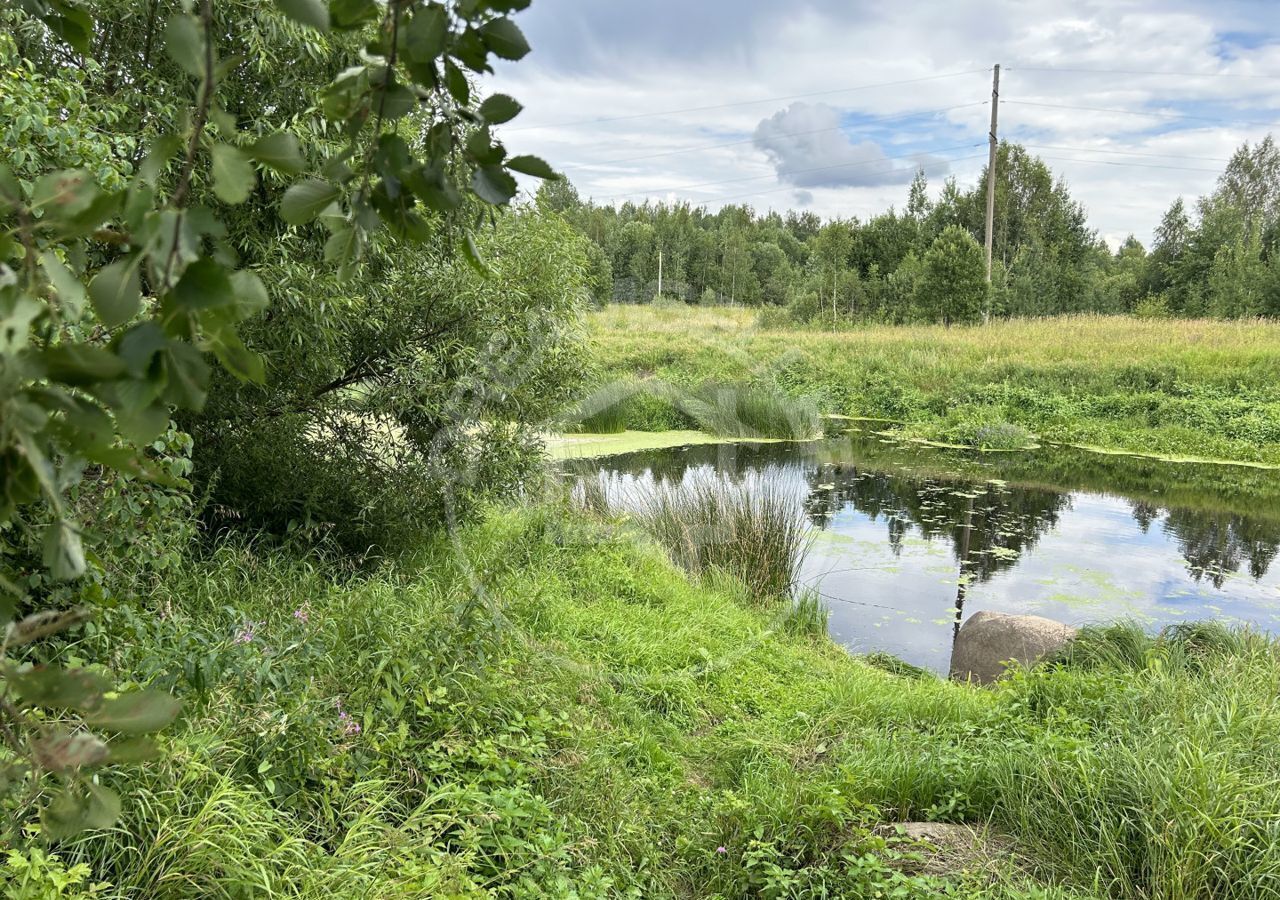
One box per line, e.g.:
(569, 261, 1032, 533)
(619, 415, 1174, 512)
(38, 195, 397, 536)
(715, 846, 727, 855)
(292, 606, 310, 624)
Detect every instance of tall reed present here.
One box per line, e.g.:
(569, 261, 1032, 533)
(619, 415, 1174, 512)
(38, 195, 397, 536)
(676, 382, 822, 441)
(624, 476, 814, 602)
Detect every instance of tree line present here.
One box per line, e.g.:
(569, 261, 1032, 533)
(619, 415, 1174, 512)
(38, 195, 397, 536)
(539, 136, 1280, 324)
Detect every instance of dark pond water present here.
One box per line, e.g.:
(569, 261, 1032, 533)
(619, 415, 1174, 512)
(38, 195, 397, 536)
(565, 429, 1280, 672)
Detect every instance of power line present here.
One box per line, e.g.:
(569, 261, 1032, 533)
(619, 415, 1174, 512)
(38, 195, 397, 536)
(597, 142, 984, 202)
(505, 69, 989, 132)
(1007, 65, 1280, 81)
(684, 153, 989, 208)
(563, 101, 989, 171)
(1003, 99, 1280, 129)
(1022, 143, 1232, 163)
(1035, 154, 1224, 174)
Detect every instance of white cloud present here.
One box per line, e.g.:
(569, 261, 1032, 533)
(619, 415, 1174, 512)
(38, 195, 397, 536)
(752, 102, 948, 188)
(488, 0, 1280, 244)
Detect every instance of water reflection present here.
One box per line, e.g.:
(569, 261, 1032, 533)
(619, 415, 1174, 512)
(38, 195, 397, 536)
(564, 430, 1280, 670)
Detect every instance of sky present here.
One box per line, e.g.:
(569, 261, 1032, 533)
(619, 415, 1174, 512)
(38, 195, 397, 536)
(487, 0, 1280, 248)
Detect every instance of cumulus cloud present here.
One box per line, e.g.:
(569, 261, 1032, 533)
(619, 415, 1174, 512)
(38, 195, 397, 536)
(793, 189, 815, 206)
(753, 103, 948, 188)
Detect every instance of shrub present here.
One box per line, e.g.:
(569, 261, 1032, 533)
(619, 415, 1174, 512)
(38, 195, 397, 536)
(187, 211, 592, 556)
(914, 225, 989, 325)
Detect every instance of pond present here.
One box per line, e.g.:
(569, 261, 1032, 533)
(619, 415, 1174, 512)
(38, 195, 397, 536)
(563, 428, 1280, 673)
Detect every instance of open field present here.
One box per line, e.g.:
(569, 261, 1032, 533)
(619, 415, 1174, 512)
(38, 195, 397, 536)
(585, 305, 1280, 465)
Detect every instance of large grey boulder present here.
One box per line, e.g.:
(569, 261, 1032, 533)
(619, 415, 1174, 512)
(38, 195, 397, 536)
(950, 611, 1077, 684)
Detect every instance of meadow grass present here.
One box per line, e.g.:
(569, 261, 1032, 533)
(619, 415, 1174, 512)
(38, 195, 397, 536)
(35, 504, 1280, 898)
(586, 305, 1280, 465)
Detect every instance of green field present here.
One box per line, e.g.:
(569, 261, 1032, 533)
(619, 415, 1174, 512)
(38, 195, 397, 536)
(584, 305, 1280, 465)
(37, 505, 1280, 899)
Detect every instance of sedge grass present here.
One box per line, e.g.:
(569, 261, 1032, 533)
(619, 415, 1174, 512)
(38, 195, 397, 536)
(589, 475, 815, 602)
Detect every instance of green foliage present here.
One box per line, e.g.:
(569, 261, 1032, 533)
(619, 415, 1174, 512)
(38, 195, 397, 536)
(588, 304, 1280, 466)
(188, 208, 590, 554)
(676, 381, 823, 440)
(781, 589, 829, 639)
(915, 225, 989, 325)
(24, 504, 1280, 898)
(931, 411, 1037, 451)
(548, 135, 1280, 325)
(2, 848, 109, 898)
(564, 378, 822, 441)
(1, 0, 564, 838)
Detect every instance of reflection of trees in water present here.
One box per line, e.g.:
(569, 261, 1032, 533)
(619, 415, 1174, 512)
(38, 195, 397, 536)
(804, 463, 1069, 584)
(566, 439, 1280, 590)
(1130, 501, 1160, 534)
(1159, 508, 1280, 586)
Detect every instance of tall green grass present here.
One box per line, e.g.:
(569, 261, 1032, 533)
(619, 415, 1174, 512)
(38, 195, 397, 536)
(592, 476, 814, 601)
(562, 378, 823, 440)
(586, 305, 1280, 465)
(676, 381, 822, 440)
(30, 505, 1280, 898)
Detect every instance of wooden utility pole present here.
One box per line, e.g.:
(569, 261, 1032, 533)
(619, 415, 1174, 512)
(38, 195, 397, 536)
(983, 64, 1000, 313)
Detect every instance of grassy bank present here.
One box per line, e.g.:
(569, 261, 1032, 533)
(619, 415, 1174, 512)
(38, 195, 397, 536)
(584, 305, 1280, 465)
(25, 504, 1280, 898)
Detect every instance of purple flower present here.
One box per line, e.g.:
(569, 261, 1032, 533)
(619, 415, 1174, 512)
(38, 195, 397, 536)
(234, 621, 263, 644)
(715, 846, 727, 855)
(292, 606, 310, 624)
(335, 698, 361, 736)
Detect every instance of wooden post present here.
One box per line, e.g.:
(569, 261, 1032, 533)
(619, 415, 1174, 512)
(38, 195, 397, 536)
(983, 64, 1000, 322)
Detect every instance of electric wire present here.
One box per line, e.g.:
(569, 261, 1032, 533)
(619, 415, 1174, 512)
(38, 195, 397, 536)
(1007, 65, 1280, 80)
(596, 142, 984, 202)
(1003, 99, 1280, 129)
(560, 101, 988, 170)
(505, 69, 989, 132)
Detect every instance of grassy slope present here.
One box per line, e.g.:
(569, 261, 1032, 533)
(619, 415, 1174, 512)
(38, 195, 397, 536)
(585, 305, 1280, 465)
(50, 506, 1280, 899)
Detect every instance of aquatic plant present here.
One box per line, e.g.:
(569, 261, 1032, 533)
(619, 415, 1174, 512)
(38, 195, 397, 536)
(623, 477, 813, 602)
(970, 422, 1037, 451)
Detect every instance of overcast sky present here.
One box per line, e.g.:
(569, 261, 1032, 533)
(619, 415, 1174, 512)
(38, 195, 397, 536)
(487, 0, 1280, 247)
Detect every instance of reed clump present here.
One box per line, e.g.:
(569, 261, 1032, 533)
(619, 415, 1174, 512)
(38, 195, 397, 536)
(581, 475, 813, 602)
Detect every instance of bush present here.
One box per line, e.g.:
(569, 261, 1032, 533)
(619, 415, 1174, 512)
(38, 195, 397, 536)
(1134, 294, 1173, 319)
(186, 211, 592, 556)
(915, 226, 989, 325)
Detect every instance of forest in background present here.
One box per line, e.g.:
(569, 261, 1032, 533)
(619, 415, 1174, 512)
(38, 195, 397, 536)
(541, 137, 1280, 325)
